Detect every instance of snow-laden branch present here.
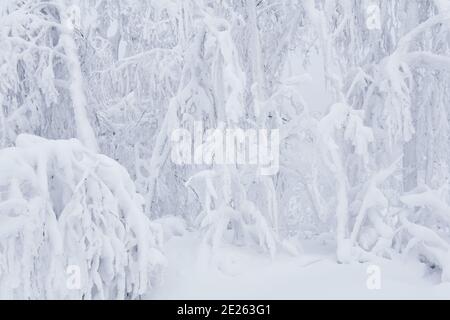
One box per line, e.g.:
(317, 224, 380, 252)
(400, 186, 450, 225)
(92, 48, 180, 75)
(186, 168, 277, 257)
(350, 159, 400, 245)
(396, 12, 450, 54)
(0, 135, 165, 299)
(0, 0, 99, 151)
(400, 211, 450, 281)
(406, 52, 450, 72)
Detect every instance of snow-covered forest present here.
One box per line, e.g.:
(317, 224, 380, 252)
(1, 0, 450, 299)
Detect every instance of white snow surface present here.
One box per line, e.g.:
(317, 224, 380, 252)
(150, 231, 450, 300)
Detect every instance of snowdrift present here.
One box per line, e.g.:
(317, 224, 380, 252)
(0, 135, 165, 299)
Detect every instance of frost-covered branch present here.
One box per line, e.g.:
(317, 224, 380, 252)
(0, 135, 165, 299)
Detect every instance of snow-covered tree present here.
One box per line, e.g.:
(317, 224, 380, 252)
(0, 0, 98, 150)
(0, 134, 164, 299)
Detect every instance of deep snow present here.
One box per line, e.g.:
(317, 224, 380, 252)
(150, 231, 450, 300)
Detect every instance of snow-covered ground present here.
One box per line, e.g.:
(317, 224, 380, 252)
(150, 232, 450, 300)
